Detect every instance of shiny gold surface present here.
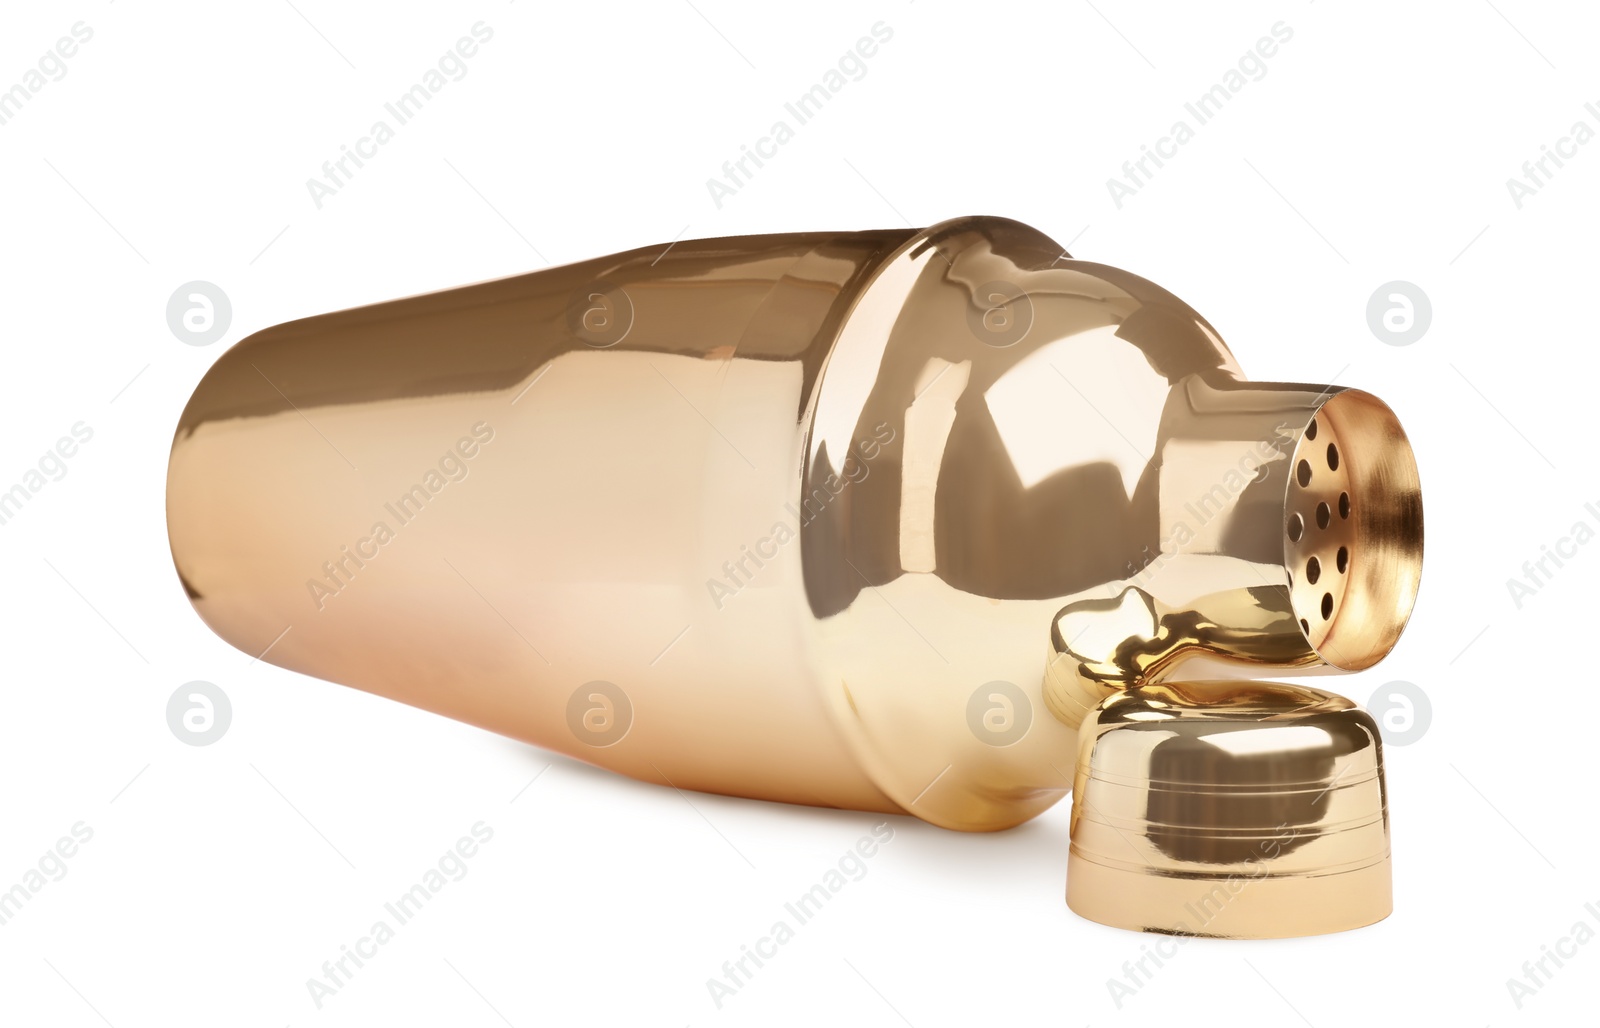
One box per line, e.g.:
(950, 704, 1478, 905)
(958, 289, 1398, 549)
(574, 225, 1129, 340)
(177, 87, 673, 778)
(1041, 384, 1423, 730)
(167, 215, 1423, 833)
(1067, 681, 1392, 938)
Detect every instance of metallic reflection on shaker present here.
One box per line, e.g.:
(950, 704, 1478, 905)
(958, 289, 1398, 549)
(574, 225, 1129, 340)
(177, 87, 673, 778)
(167, 216, 1421, 831)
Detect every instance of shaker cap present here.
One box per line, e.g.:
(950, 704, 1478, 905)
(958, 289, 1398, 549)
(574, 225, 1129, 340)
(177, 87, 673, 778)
(1066, 680, 1391, 938)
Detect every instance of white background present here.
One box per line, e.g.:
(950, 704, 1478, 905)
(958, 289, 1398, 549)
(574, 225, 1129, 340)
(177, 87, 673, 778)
(1, 1, 1596, 1024)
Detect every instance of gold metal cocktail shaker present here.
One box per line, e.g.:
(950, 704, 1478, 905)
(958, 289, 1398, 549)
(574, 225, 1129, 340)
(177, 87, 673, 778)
(168, 216, 1421, 933)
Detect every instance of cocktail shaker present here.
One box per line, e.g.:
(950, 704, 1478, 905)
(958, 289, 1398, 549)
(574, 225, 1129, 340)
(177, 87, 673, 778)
(167, 216, 1422, 843)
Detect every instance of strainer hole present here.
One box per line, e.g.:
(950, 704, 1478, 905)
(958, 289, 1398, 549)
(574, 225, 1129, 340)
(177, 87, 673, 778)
(1299, 618, 1310, 635)
(1305, 418, 1319, 441)
(1288, 513, 1304, 541)
(1316, 502, 1331, 529)
(1306, 556, 1321, 584)
(1337, 546, 1349, 573)
(1321, 593, 1334, 619)
(1339, 492, 1351, 519)
(1297, 460, 1312, 487)
(1327, 443, 1340, 471)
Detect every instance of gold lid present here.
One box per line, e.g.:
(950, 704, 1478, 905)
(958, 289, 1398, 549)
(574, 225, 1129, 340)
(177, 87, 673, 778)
(1066, 680, 1391, 939)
